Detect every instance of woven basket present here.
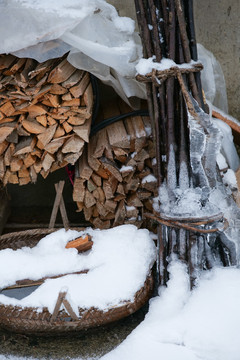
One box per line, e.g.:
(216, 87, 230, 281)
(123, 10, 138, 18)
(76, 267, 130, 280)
(0, 228, 154, 335)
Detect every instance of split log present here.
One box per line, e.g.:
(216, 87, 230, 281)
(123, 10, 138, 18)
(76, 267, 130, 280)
(73, 98, 158, 229)
(0, 53, 93, 185)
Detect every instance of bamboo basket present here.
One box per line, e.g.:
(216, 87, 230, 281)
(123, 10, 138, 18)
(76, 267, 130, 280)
(0, 228, 154, 335)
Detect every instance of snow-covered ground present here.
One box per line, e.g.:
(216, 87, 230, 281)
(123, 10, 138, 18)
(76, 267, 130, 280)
(1, 259, 240, 360)
(101, 261, 240, 360)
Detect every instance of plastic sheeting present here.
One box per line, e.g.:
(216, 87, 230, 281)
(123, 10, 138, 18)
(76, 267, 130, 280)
(0, 0, 146, 107)
(0, 1, 229, 110)
(197, 43, 228, 113)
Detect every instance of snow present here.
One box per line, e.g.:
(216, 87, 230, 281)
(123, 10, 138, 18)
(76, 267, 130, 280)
(141, 174, 157, 184)
(217, 152, 228, 170)
(135, 56, 200, 75)
(120, 165, 133, 173)
(101, 260, 240, 360)
(222, 169, 238, 190)
(0, 226, 156, 314)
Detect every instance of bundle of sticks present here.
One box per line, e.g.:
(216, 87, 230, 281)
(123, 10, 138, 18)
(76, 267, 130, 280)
(73, 98, 158, 229)
(0, 54, 93, 186)
(134, 0, 238, 286)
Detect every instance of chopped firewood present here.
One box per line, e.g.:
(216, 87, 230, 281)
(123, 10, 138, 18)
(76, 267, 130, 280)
(64, 152, 82, 165)
(61, 98, 81, 107)
(73, 117, 91, 142)
(45, 137, 65, 154)
(62, 121, 73, 133)
(65, 234, 93, 253)
(87, 179, 97, 192)
(6, 128, 18, 144)
(0, 125, 15, 143)
(77, 148, 93, 180)
(0, 55, 16, 71)
(48, 58, 76, 84)
(72, 98, 155, 230)
(36, 115, 47, 127)
(0, 141, 8, 156)
(69, 72, 90, 98)
(73, 178, 85, 203)
(46, 94, 60, 108)
(14, 136, 36, 156)
(0, 101, 15, 116)
(67, 115, 87, 126)
(42, 152, 55, 172)
(53, 125, 65, 139)
(4, 143, 15, 166)
(18, 165, 29, 178)
(22, 119, 46, 134)
(62, 135, 84, 154)
(24, 104, 47, 117)
(8, 172, 18, 184)
(37, 124, 57, 147)
(84, 189, 96, 208)
(49, 84, 68, 95)
(23, 153, 35, 168)
(92, 173, 102, 187)
(113, 200, 126, 226)
(19, 175, 31, 185)
(92, 217, 111, 229)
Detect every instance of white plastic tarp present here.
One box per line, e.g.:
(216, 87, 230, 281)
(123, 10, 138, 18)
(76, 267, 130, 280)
(0, 0, 229, 111)
(0, 0, 146, 107)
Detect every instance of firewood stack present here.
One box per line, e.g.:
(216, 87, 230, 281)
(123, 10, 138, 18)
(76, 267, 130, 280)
(73, 98, 158, 229)
(0, 54, 93, 186)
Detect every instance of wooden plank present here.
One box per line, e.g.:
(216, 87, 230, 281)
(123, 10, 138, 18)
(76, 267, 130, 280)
(49, 180, 65, 229)
(55, 182, 69, 230)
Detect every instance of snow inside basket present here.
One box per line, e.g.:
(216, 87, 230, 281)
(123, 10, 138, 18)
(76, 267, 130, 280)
(0, 53, 93, 186)
(0, 225, 156, 335)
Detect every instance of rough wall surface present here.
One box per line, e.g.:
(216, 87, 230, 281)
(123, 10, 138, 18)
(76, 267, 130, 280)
(107, 0, 240, 119)
(194, 0, 240, 119)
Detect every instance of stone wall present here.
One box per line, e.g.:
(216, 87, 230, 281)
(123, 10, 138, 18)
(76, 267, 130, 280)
(107, 0, 240, 119)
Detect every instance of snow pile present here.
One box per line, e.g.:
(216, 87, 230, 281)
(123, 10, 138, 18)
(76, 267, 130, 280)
(135, 56, 200, 76)
(101, 261, 240, 360)
(0, 225, 156, 314)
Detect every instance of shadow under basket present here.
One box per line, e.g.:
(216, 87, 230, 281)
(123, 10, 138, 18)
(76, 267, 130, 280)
(0, 228, 154, 336)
